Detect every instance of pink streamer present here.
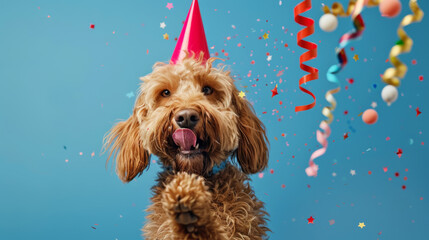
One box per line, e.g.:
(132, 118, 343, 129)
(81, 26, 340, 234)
(306, 121, 331, 177)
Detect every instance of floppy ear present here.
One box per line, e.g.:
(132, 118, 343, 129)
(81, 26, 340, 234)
(104, 106, 150, 182)
(232, 90, 269, 174)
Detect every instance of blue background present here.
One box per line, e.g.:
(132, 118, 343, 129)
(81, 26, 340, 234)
(1, 0, 428, 239)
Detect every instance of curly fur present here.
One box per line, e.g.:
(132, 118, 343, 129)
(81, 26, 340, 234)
(104, 53, 270, 239)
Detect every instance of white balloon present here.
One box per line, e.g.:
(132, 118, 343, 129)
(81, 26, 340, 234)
(319, 14, 338, 32)
(381, 85, 398, 106)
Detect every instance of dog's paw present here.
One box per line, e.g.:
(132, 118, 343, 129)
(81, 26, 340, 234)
(162, 172, 211, 233)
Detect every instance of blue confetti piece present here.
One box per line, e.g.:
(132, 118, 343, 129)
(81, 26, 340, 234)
(126, 91, 135, 98)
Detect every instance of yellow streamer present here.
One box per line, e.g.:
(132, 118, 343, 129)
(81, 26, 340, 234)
(322, 87, 341, 125)
(322, 0, 379, 17)
(382, 0, 424, 87)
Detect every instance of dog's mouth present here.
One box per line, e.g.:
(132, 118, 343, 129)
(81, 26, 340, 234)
(172, 128, 206, 155)
(172, 128, 207, 173)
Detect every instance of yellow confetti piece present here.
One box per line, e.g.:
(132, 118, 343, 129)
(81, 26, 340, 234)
(357, 112, 363, 117)
(238, 91, 246, 98)
(358, 222, 366, 229)
(353, 54, 359, 61)
(382, 0, 424, 87)
(163, 33, 169, 40)
(263, 33, 269, 39)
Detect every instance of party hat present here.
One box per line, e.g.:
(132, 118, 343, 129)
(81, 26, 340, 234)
(171, 0, 210, 64)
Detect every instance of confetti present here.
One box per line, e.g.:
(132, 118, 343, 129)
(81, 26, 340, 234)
(396, 148, 403, 158)
(238, 91, 246, 98)
(358, 222, 366, 229)
(126, 92, 135, 98)
(416, 107, 421, 116)
(166, 3, 174, 10)
(163, 33, 169, 40)
(262, 33, 269, 39)
(307, 216, 315, 224)
(271, 84, 278, 98)
(353, 54, 359, 61)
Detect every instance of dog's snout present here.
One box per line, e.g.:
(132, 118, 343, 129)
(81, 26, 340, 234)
(175, 109, 200, 129)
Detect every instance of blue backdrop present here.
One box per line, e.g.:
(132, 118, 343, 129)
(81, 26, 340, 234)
(1, 0, 428, 239)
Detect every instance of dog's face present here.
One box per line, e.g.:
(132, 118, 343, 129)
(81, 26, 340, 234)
(104, 57, 269, 182)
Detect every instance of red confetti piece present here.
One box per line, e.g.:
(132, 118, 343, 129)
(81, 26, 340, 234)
(416, 107, 421, 116)
(419, 75, 424, 81)
(396, 148, 403, 158)
(90, 24, 95, 29)
(343, 132, 349, 140)
(307, 216, 315, 224)
(271, 85, 279, 98)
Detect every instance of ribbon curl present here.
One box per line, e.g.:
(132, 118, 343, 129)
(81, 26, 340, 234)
(306, 0, 367, 177)
(382, 0, 424, 88)
(322, 0, 379, 17)
(294, 0, 318, 112)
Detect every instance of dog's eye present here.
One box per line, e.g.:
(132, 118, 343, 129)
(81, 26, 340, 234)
(161, 89, 171, 97)
(202, 86, 213, 95)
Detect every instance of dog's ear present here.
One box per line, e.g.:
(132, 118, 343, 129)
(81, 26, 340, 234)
(232, 90, 269, 174)
(104, 103, 150, 183)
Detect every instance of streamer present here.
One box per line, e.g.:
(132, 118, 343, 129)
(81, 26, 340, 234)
(305, 88, 339, 176)
(382, 0, 424, 88)
(306, 0, 366, 176)
(322, 0, 379, 17)
(294, 0, 318, 112)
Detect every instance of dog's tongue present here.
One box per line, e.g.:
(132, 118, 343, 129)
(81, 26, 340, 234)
(172, 129, 197, 151)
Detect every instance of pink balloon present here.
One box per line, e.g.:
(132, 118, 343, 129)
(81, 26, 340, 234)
(362, 109, 378, 125)
(379, 0, 402, 18)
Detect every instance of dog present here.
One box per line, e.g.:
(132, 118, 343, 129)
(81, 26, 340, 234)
(104, 53, 270, 239)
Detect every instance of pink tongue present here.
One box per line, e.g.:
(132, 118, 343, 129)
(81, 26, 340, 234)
(172, 129, 197, 151)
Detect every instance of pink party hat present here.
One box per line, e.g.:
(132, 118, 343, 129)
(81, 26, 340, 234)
(171, 0, 210, 64)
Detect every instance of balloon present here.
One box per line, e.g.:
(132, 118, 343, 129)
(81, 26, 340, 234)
(362, 109, 378, 125)
(381, 85, 398, 106)
(380, 0, 402, 18)
(319, 13, 338, 32)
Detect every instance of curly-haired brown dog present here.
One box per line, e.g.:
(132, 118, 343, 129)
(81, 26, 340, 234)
(104, 54, 270, 240)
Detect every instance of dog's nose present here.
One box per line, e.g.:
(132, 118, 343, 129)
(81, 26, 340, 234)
(175, 109, 200, 129)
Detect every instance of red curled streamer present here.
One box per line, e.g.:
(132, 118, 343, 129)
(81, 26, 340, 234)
(294, 0, 318, 112)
